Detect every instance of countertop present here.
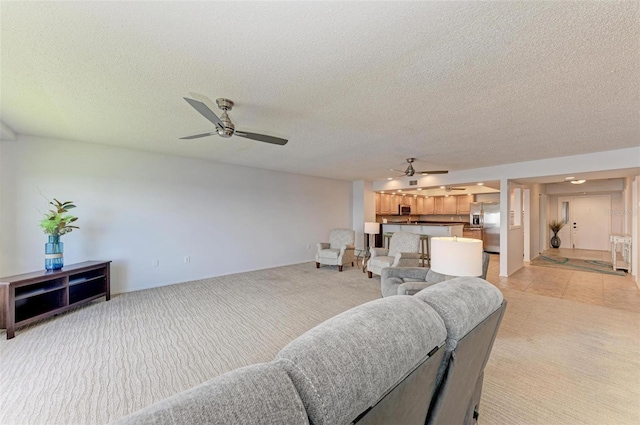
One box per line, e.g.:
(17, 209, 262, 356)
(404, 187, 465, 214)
(382, 222, 465, 227)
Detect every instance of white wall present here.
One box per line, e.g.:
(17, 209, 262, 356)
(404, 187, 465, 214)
(633, 176, 639, 284)
(0, 136, 353, 293)
(351, 180, 375, 250)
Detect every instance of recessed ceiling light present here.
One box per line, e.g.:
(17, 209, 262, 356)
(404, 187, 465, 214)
(417, 188, 422, 191)
(439, 186, 445, 189)
(387, 177, 393, 180)
(570, 179, 586, 184)
(380, 191, 385, 194)
(565, 176, 575, 180)
(398, 189, 402, 192)
(477, 182, 484, 186)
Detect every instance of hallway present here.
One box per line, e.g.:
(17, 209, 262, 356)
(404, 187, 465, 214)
(484, 250, 640, 313)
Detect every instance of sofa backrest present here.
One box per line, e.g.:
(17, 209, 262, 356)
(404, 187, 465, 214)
(110, 363, 309, 425)
(414, 276, 506, 425)
(330, 228, 355, 250)
(274, 296, 447, 425)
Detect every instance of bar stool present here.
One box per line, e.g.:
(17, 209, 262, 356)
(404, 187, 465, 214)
(383, 232, 394, 249)
(419, 235, 430, 267)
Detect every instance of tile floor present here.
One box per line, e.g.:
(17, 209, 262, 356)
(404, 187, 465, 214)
(484, 249, 640, 313)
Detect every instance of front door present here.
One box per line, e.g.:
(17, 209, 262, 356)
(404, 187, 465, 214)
(571, 195, 611, 250)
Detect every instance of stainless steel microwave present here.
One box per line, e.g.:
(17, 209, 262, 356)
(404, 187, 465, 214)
(399, 204, 411, 215)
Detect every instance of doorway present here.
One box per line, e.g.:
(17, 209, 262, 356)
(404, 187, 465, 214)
(557, 195, 611, 250)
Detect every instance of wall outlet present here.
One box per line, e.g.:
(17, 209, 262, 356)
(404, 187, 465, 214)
(306, 243, 311, 249)
(184, 256, 190, 264)
(152, 259, 159, 267)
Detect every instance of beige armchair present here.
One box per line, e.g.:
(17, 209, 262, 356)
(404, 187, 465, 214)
(367, 231, 421, 278)
(315, 228, 356, 272)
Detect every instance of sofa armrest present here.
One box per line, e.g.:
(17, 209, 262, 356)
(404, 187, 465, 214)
(382, 267, 430, 282)
(370, 247, 389, 258)
(397, 281, 439, 296)
(317, 242, 330, 251)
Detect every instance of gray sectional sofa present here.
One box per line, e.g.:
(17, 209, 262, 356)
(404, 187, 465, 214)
(112, 277, 505, 425)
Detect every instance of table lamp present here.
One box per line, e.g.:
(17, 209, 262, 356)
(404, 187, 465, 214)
(364, 222, 380, 249)
(430, 236, 483, 279)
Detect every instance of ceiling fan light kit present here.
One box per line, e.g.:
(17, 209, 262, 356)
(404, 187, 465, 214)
(181, 97, 288, 146)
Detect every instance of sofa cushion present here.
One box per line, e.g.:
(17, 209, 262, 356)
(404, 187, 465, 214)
(110, 363, 309, 425)
(274, 296, 446, 425)
(414, 276, 503, 351)
(368, 255, 394, 269)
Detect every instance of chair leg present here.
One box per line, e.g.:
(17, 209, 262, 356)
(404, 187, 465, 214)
(315, 262, 320, 268)
(368, 271, 372, 278)
(338, 265, 343, 272)
(352, 262, 354, 267)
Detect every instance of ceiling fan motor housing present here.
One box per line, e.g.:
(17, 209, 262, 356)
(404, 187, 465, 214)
(217, 111, 235, 138)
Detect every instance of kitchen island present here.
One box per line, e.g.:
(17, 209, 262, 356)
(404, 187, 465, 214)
(380, 222, 465, 267)
(381, 222, 464, 239)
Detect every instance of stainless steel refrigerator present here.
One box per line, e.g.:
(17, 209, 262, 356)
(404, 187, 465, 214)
(469, 202, 500, 253)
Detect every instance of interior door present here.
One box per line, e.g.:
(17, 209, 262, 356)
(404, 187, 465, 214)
(571, 195, 611, 250)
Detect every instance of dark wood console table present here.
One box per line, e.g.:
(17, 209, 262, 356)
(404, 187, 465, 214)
(0, 261, 111, 339)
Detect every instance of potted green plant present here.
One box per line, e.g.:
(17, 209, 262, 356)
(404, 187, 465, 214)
(548, 219, 564, 248)
(40, 199, 79, 270)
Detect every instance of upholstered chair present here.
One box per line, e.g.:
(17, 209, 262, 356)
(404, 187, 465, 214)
(315, 229, 356, 272)
(366, 231, 421, 278)
(380, 252, 491, 297)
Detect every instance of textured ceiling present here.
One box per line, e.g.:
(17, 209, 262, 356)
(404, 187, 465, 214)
(1, 1, 638, 182)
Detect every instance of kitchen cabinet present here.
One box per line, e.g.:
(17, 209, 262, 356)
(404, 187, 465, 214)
(457, 195, 473, 214)
(379, 193, 391, 214)
(416, 197, 424, 215)
(443, 196, 457, 214)
(375, 193, 381, 214)
(409, 196, 417, 213)
(422, 197, 434, 215)
(433, 196, 444, 214)
(463, 228, 483, 241)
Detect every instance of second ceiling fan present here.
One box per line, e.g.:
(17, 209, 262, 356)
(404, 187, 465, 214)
(391, 158, 448, 177)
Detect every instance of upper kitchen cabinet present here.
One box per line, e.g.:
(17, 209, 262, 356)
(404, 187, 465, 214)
(416, 197, 424, 215)
(376, 193, 400, 215)
(456, 195, 473, 214)
(409, 196, 417, 212)
(433, 196, 444, 214)
(443, 196, 457, 214)
(422, 197, 434, 215)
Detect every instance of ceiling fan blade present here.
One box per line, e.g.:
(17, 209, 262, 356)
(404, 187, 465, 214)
(389, 168, 406, 173)
(235, 130, 288, 146)
(183, 98, 223, 129)
(418, 170, 449, 175)
(180, 132, 217, 140)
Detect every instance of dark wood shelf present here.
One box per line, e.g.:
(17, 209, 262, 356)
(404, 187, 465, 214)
(69, 274, 105, 286)
(1, 261, 111, 339)
(14, 281, 66, 300)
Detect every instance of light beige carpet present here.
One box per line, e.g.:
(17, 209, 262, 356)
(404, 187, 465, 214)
(0, 263, 638, 424)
